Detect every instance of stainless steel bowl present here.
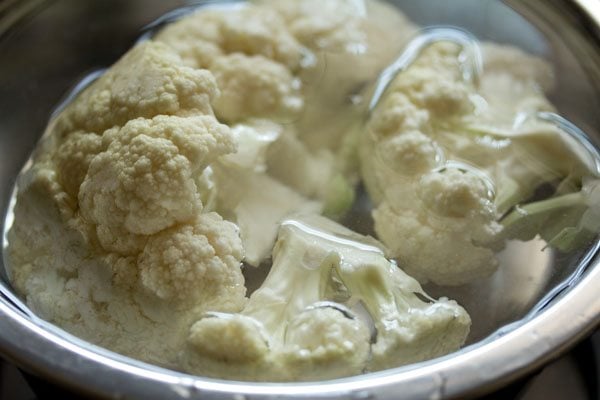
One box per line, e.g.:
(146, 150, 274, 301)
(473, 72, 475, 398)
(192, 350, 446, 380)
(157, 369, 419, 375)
(0, 0, 599, 398)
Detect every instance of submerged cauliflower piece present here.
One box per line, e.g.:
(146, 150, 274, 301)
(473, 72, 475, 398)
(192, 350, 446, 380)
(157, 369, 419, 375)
(155, 4, 305, 125)
(53, 41, 218, 138)
(79, 116, 232, 244)
(181, 215, 469, 381)
(8, 41, 248, 367)
(139, 212, 244, 305)
(210, 53, 303, 122)
(155, 5, 303, 70)
(9, 1, 442, 379)
(362, 37, 596, 286)
(374, 166, 502, 286)
(156, 0, 416, 217)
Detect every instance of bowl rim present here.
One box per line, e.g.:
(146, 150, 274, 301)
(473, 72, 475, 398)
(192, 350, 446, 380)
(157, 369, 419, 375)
(0, 262, 598, 399)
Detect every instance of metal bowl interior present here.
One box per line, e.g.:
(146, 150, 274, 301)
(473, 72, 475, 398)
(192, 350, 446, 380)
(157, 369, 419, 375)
(0, 0, 598, 399)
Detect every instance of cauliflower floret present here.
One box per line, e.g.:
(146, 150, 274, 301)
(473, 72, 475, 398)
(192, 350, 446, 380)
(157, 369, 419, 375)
(418, 167, 495, 219)
(187, 314, 269, 364)
(368, 93, 430, 137)
(379, 131, 441, 176)
(80, 135, 197, 238)
(6, 27, 253, 371)
(374, 166, 501, 286)
(218, 7, 303, 69)
(54, 41, 219, 137)
(181, 215, 469, 381)
(282, 307, 371, 380)
(265, 0, 368, 51)
(374, 204, 500, 286)
(55, 131, 104, 198)
(359, 32, 595, 286)
(388, 44, 474, 119)
(79, 115, 235, 255)
(152, 10, 225, 68)
(155, 6, 303, 70)
(180, 217, 376, 381)
(7, 163, 245, 369)
(211, 53, 303, 123)
(139, 212, 245, 306)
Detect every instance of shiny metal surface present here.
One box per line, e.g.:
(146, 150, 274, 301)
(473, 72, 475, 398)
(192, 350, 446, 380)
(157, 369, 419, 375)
(0, 1, 599, 399)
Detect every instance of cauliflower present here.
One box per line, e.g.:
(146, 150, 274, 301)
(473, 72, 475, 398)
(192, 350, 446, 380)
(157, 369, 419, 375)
(155, 0, 416, 220)
(7, 40, 250, 368)
(52, 41, 218, 138)
(361, 30, 599, 286)
(154, 5, 303, 70)
(210, 53, 303, 122)
(181, 215, 470, 381)
(263, 0, 416, 220)
(154, 0, 418, 262)
(8, 167, 247, 367)
(373, 165, 502, 286)
(7, 0, 597, 384)
(155, 4, 305, 124)
(16, 1, 592, 383)
(79, 115, 235, 250)
(138, 212, 244, 305)
(8, 1, 432, 379)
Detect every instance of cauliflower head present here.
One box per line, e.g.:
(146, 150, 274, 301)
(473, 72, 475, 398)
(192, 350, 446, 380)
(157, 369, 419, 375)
(361, 34, 595, 286)
(7, 41, 247, 369)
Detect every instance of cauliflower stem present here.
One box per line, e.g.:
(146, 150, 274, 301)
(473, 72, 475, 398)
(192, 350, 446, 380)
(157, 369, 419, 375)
(501, 178, 600, 252)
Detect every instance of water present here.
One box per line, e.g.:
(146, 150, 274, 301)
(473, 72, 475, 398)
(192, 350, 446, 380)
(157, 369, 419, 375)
(1, 0, 599, 379)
